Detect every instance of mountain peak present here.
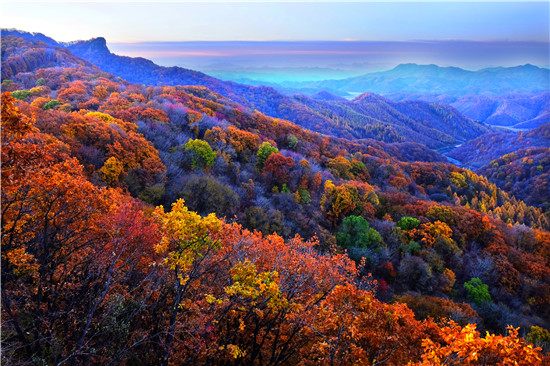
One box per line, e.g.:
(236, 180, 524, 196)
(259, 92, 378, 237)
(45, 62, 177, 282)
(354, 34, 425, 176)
(66, 37, 111, 56)
(89, 37, 109, 52)
(517, 63, 541, 70)
(353, 92, 387, 103)
(311, 90, 347, 102)
(90, 36, 107, 46)
(392, 63, 420, 71)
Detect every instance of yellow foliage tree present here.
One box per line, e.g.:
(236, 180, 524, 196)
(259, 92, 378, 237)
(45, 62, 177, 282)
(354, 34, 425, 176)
(99, 156, 123, 184)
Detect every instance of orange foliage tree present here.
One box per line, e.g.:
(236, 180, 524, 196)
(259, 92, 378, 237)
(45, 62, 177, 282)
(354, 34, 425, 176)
(414, 321, 544, 366)
(2, 93, 160, 364)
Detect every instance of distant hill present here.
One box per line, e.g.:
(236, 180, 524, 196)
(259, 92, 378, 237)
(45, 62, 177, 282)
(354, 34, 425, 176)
(65, 36, 492, 148)
(309, 90, 348, 102)
(288, 63, 550, 97)
(0, 34, 441, 163)
(2, 29, 491, 149)
(6, 29, 542, 130)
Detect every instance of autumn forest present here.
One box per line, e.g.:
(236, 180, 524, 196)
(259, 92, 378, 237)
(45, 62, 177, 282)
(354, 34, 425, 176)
(1, 25, 550, 366)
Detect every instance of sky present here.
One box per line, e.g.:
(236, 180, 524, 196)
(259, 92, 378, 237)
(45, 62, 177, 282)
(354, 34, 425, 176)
(2, 1, 549, 80)
(2, 1, 548, 43)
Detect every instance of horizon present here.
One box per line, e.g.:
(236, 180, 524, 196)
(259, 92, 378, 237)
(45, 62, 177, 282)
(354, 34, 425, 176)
(107, 39, 549, 82)
(5, 27, 549, 83)
(2, 1, 549, 82)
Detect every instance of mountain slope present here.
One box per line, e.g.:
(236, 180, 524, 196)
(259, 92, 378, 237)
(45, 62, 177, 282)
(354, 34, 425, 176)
(5, 87, 549, 365)
(6, 29, 544, 131)
(479, 146, 550, 210)
(3, 29, 492, 149)
(292, 92, 491, 148)
(1, 36, 101, 80)
(1, 28, 60, 46)
(448, 123, 550, 209)
(0, 34, 444, 164)
(448, 123, 550, 168)
(388, 92, 550, 129)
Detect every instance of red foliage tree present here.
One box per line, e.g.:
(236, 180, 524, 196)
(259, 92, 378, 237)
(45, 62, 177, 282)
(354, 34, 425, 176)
(263, 152, 296, 185)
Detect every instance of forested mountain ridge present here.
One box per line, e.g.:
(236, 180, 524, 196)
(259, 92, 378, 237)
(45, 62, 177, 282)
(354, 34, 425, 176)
(2, 33, 550, 365)
(65, 35, 491, 148)
(1, 34, 102, 78)
(2, 27, 60, 46)
(2, 29, 491, 148)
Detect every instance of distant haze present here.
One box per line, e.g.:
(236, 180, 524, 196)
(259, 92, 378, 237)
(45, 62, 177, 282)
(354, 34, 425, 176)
(109, 40, 550, 83)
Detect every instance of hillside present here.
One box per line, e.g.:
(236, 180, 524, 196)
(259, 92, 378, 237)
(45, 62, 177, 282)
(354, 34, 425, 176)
(448, 123, 550, 168)
(1, 36, 101, 79)
(388, 92, 550, 129)
(293, 92, 491, 147)
(478, 147, 550, 210)
(448, 123, 550, 209)
(2, 27, 60, 46)
(2, 33, 550, 365)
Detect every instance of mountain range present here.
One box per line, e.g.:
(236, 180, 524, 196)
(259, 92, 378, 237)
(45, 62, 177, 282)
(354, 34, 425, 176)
(1, 29, 492, 149)
(273, 63, 550, 129)
(288, 63, 549, 97)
